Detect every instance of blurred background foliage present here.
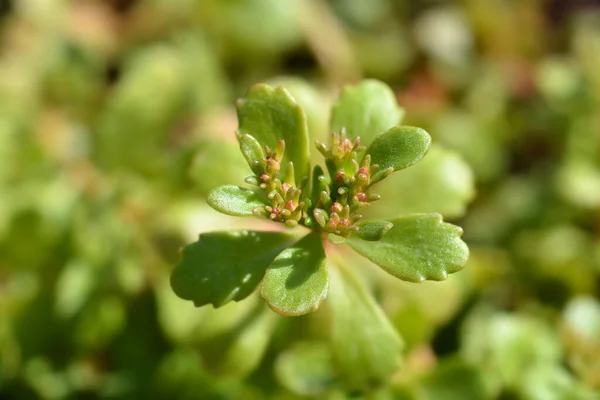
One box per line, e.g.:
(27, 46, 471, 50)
(1, 0, 600, 399)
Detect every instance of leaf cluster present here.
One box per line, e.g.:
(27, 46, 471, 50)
(171, 80, 469, 316)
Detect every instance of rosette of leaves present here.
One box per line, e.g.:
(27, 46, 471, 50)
(171, 80, 469, 316)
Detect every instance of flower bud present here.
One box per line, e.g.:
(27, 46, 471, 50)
(285, 200, 297, 212)
(315, 140, 328, 156)
(269, 208, 280, 220)
(285, 219, 298, 228)
(356, 170, 369, 186)
(252, 207, 270, 218)
(274, 140, 286, 163)
(284, 161, 296, 187)
(335, 171, 349, 185)
(313, 208, 328, 228)
(330, 202, 343, 214)
(350, 159, 360, 174)
(319, 191, 332, 209)
(367, 193, 381, 202)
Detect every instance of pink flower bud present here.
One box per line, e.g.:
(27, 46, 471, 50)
(285, 200, 297, 211)
(330, 202, 343, 214)
(335, 171, 348, 184)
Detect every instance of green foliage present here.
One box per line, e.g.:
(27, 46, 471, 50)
(171, 231, 294, 307)
(261, 233, 329, 316)
(274, 342, 337, 396)
(195, 297, 278, 377)
(366, 145, 475, 219)
(207, 185, 267, 216)
(236, 84, 311, 183)
(347, 214, 469, 282)
(166, 78, 469, 391)
(331, 79, 405, 146)
(355, 220, 394, 241)
(176, 80, 469, 320)
(419, 358, 486, 400)
(365, 126, 432, 182)
(328, 266, 404, 391)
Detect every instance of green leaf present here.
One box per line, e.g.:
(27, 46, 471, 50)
(216, 305, 278, 378)
(309, 164, 326, 206)
(331, 79, 404, 147)
(519, 365, 597, 400)
(347, 214, 468, 282)
(355, 220, 393, 241)
(237, 133, 266, 175)
(207, 185, 266, 216)
(197, 298, 278, 378)
(266, 77, 330, 147)
(237, 83, 310, 183)
(275, 342, 337, 396)
(365, 146, 475, 219)
(328, 265, 403, 391)
(171, 231, 295, 307)
(420, 357, 486, 400)
(327, 233, 346, 244)
(366, 126, 431, 183)
(261, 233, 328, 316)
(461, 312, 562, 392)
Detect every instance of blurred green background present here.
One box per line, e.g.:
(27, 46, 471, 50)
(1, 0, 599, 399)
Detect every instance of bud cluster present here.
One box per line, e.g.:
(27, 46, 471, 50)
(244, 139, 306, 227)
(238, 127, 391, 240)
(308, 128, 384, 239)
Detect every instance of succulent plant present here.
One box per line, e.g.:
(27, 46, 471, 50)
(171, 80, 469, 316)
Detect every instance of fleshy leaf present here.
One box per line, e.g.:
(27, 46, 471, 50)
(171, 231, 295, 307)
(237, 133, 266, 175)
(365, 146, 475, 219)
(355, 220, 393, 241)
(237, 84, 310, 183)
(461, 313, 561, 391)
(420, 357, 486, 400)
(328, 265, 403, 391)
(347, 214, 468, 282)
(330, 79, 404, 147)
(328, 233, 346, 244)
(365, 126, 431, 183)
(196, 298, 278, 378)
(310, 164, 326, 206)
(207, 185, 267, 216)
(275, 342, 337, 396)
(266, 77, 330, 148)
(261, 233, 328, 316)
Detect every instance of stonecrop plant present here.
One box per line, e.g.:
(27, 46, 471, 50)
(171, 80, 469, 316)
